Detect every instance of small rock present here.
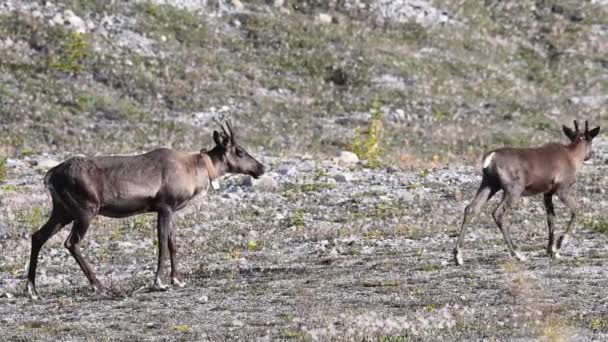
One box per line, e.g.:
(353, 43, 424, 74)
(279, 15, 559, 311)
(231, 0, 244, 11)
(335, 151, 359, 166)
(232, 319, 244, 327)
(333, 173, 353, 183)
(273, 0, 284, 7)
(252, 175, 278, 192)
(568, 95, 608, 107)
(241, 175, 254, 187)
(63, 10, 87, 33)
(276, 165, 297, 177)
(316, 13, 333, 24)
(198, 295, 209, 303)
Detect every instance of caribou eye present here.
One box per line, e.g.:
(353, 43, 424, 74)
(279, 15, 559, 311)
(235, 149, 244, 157)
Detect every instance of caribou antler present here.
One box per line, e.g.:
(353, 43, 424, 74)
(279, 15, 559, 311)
(213, 116, 230, 138)
(225, 119, 236, 143)
(585, 120, 589, 134)
(573, 120, 579, 133)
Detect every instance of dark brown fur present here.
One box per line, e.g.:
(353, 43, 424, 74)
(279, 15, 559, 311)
(26, 120, 264, 299)
(453, 120, 600, 265)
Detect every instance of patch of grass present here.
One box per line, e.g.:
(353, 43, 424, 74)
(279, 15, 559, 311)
(590, 317, 608, 332)
(282, 329, 306, 339)
(364, 229, 385, 240)
(378, 335, 413, 342)
(418, 263, 445, 272)
(173, 324, 193, 334)
(247, 240, 263, 251)
(351, 99, 385, 168)
(136, 3, 208, 47)
(586, 216, 608, 235)
(352, 202, 402, 221)
(541, 317, 573, 342)
(15, 207, 49, 232)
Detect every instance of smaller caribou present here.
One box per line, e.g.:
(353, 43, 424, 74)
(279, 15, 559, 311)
(26, 119, 264, 299)
(453, 120, 600, 265)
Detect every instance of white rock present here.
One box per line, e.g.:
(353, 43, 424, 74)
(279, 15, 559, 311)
(273, 0, 285, 7)
(231, 0, 244, 11)
(64, 10, 87, 33)
(36, 158, 60, 170)
(335, 151, 359, 166)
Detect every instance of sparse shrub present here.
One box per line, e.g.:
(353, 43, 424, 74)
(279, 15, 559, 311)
(0, 156, 6, 182)
(49, 31, 91, 74)
(174, 324, 193, 333)
(351, 99, 385, 168)
(247, 240, 263, 251)
(293, 209, 305, 228)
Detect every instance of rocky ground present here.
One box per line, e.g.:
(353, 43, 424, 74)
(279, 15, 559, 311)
(1, 0, 608, 341)
(1, 147, 608, 341)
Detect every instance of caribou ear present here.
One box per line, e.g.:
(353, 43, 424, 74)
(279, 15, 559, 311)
(587, 126, 600, 140)
(213, 131, 224, 146)
(562, 125, 577, 142)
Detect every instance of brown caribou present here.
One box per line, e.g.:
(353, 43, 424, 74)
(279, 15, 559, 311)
(26, 119, 265, 299)
(453, 120, 600, 265)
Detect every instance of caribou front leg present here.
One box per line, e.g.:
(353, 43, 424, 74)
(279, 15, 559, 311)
(154, 207, 172, 291)
(168, 216, 186, 288)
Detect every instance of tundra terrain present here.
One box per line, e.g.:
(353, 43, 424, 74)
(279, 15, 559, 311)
(1, 0, 607, 341)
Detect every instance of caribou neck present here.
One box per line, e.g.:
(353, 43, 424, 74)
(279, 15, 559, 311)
(566, 140, 587, 171)
(201, 147, 228, 180)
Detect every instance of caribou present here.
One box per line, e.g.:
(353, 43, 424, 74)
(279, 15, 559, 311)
(26, 119, 265, 299)
(453, 120, 600, 265)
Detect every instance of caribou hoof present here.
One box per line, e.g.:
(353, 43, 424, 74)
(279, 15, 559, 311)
(513, 251, 527, 262)
(26, 282, 41, 301)
(172, 278, 186, 288)
(153, 278, 170, 291)
(557, 234, 570, 249)
(453, 249, 464, 266)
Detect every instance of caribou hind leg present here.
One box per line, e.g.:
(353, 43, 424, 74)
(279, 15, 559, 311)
(64, 207, 106, 294)
(492, 190, 526, 262)
(453, 179, 498, 265)
(26, 202, 73, 300)
(543, 193, 559, 258)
